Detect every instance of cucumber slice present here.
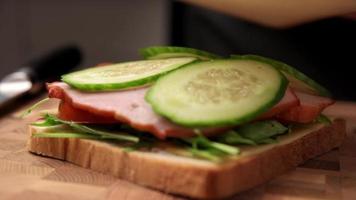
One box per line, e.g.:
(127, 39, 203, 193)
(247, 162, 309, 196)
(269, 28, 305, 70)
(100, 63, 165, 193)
(62, 57, 196, 91)
(146, 59, 288, 127)
(140, 46, 221, 60)
(232, 55, 331, 97)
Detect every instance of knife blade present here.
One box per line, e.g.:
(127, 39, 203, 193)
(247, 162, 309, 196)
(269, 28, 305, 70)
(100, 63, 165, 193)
(0, 45, 81, 110)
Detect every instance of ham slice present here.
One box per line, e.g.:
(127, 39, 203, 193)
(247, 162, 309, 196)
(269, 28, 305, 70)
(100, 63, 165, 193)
(48, 82, 331, 139)
(47, 82, 228, 139)
(58, 100, 118, 123)
(259, 87, 300, 119)
(276, 92, 334, 123)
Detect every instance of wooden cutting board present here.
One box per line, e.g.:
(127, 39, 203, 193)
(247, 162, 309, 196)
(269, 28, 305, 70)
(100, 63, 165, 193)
(0, 99, 355, 200)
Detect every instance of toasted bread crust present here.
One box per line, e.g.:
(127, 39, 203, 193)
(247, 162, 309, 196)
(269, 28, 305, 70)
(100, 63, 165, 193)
(27, 119, 346, 199)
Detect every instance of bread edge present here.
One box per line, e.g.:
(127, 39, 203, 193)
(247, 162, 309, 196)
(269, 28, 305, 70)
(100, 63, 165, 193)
(27, 119, 346, 199)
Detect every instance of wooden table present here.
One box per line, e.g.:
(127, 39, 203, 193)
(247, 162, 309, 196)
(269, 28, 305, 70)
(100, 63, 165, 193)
(0, 99, 355, 200)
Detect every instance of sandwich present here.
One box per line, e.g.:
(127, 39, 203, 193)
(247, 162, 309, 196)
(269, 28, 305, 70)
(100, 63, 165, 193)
(26, 46, 346, 199)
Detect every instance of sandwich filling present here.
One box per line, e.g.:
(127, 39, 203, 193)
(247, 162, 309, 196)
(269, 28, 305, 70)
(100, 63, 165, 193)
(26, 46, 336, 162)
(48, 82, 333, 139)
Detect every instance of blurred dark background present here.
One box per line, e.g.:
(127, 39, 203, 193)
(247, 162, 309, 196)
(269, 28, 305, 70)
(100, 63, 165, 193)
(171, 2, 356, 101)
(0, 1, 355, 100)
(0, 0, 169, 78)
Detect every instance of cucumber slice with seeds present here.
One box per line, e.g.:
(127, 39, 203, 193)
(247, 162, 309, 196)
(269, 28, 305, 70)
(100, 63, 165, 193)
(232, 55, 331, 97)
(140, 46, 221, 60)
(62, 57, 196, 91)
(146, 59, 287, 127)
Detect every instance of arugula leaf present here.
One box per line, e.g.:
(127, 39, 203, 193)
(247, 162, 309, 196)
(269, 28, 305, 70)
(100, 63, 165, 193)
(187, 148, 222, 162)
(123, 140, 155, 152)
(183, 134, 240, 156)
(208, 141, 240, 155)
(33, 114, 139, 143)
(48, 114, 138, 142)
(315, 114, 332, 125)
(217, 130, 256, 145)
(31, 114, 61, 127)
(31, 115, 292, 162)
(237, 120, 288, 141)
(20, 98, 50, 118)
(33, 132, 100, 139)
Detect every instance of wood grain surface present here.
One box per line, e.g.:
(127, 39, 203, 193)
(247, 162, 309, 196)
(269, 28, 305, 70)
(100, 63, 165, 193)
(0, 99, 355, 200)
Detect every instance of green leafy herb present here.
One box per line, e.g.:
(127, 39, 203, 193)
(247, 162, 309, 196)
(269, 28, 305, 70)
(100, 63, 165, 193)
(315, 114, 332, 125)
(123, 140, 155, 152)
(208, 141, 240, 155)
(31, 114, 61, 127)
(33, 114, 139, 143)
(33, 132, 100, 139)
(183, 134, 240, 158)
(20, 98, 49, 118)
(49, 114, 138, 142)
(187, 148, 222, 162)
(31, 115, 291, 162)
(237, 120, 288, 141)
(217, 130, 256, 145)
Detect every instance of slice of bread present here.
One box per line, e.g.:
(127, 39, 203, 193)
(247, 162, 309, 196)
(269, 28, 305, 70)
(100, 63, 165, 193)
(27, 119, 346, 199)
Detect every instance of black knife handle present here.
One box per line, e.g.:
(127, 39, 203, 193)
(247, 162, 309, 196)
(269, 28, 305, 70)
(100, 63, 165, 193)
(24, 45, 82, 82)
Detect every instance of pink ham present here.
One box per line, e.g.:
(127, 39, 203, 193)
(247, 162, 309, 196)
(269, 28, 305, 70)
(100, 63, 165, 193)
(47, 82, 228, 139)
(276, 92, 335, 123)
(258, 87, 300, 119)
(48, 82, 328, 139)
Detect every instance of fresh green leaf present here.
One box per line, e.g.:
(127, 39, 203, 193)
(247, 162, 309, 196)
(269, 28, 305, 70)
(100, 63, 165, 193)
(38, 114, 139, 143)
(20, 98, 49, 118)
(181, 134, 239, 162)
(31, 114, 61, 127)
(183, 134, 240, 155)
(123, 140, 155, 152)
(238, 120, 288, 141)
(209, 141, 240, 155)
(33, 132, 100, 139)
(217, 130, 256, 145)
(30, 115, 295, 162)
(140, 46, 222, 60)
(187, 148, 222, 162)
(315, 114, 332, 125)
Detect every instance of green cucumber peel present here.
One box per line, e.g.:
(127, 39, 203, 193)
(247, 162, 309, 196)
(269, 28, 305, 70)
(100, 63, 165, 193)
(140, 46, 222, 60)
(62, 57, 197, 92)
(146, 59, 288, 127)
(231, 54, 331, 97)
